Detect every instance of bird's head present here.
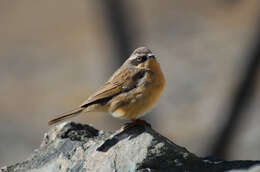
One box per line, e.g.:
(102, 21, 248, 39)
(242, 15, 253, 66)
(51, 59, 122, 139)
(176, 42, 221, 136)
(125, 47, 158, 69)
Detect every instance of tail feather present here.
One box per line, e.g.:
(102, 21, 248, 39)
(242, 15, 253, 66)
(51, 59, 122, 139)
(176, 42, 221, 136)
(48, 107, 84, 125)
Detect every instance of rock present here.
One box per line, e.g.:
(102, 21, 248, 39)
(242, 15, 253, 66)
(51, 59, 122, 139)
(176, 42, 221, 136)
(1, 122, 260, 172)
(228, 165, 260, 172)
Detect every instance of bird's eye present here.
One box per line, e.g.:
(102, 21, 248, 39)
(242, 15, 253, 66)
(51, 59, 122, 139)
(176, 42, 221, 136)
(137, 56, 147, 62)
(137, 57, 142, 62)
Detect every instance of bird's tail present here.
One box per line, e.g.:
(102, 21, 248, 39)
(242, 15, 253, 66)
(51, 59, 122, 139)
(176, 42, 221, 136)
(48, 107, 84, 125)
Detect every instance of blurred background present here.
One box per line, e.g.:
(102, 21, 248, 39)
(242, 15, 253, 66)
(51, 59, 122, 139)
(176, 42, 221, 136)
(0, 0, 260, 166)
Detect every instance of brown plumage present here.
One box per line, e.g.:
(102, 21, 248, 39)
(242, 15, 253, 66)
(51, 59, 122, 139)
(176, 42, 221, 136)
(48, 47, 165, 125)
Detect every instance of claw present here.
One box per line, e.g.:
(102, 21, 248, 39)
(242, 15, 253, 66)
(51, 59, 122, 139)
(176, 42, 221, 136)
(123, 119, 151, 130)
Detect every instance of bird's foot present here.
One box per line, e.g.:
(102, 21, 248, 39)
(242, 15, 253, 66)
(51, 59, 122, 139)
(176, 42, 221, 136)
(123, 119, 151, 130)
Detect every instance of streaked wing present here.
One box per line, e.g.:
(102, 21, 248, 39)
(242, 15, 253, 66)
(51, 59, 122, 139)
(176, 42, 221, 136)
(80, 68, 144, 107)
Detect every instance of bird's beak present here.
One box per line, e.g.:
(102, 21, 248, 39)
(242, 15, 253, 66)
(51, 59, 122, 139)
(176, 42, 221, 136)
(147, 53, 155, 59)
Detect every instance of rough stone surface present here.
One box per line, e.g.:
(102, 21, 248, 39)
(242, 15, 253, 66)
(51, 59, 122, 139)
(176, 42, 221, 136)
(228, 165, 260, 172)
(1, 122, 260, 172)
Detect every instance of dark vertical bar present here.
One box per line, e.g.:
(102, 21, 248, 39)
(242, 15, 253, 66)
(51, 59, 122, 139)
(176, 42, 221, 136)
(210, 20, 260, 158)
(100, 1, 135, 68)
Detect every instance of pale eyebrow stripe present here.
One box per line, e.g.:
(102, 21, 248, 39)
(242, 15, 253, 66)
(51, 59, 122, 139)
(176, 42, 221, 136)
(129, 54, 137, 60)
(147, 53, 154, 57)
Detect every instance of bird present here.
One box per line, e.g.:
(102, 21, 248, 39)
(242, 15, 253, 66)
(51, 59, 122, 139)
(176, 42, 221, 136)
(48, 47, 165, 125)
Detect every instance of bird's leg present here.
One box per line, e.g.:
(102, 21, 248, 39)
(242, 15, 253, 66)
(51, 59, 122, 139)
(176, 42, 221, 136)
(123, 119, 151, 129)
(132, 119, 151, 127)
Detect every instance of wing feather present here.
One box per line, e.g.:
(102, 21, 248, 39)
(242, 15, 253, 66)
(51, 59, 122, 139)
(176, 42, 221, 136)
(80, 68, 144, 107)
